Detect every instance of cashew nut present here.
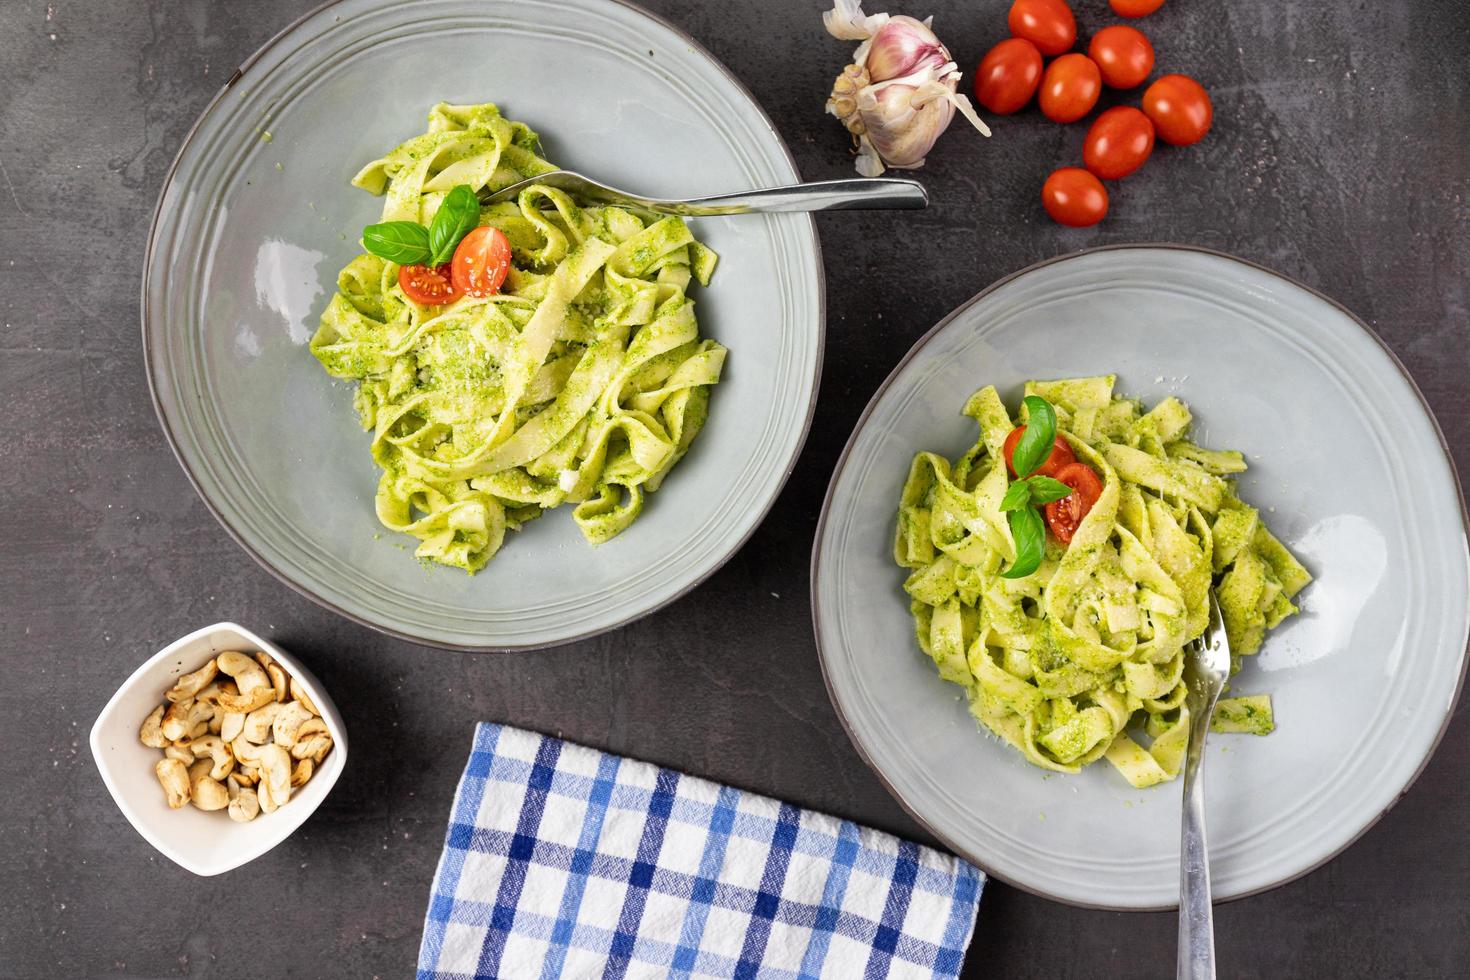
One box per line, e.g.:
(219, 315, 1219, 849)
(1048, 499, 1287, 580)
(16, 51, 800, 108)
(256, 653, 288, 704)
(155, 758, 191, 809)
(231, 736, 266, 766)
(258, 744, 292, 811)
(161, 697, 213, 742)
(232, 765, 258, 787)
(287, 718, 333, 763)
(165, 658, 218, 703)
(220, 710, 245, 743)
(241, 702, 282, 744)
(289, 678, 320, 717)
(194, 678, 237, 706)
(228, 786, 260, 823)
(188, 760, 230, 811)
(290, 757, 314, 787)
(164, 741, 195, 764)
(139, 705, 169, 748)
(257, 769, 278, 814)
(187, 735, 236, 781)
(271, 702, 316, 748)
(215, 652, 275, 713)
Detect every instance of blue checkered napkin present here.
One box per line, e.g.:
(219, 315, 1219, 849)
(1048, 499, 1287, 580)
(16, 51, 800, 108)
(417, 723, 984, 979)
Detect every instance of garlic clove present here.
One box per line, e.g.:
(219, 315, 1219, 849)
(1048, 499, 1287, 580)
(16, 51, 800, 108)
(864, 16, 950, 83)
(861, 83, 955, 171)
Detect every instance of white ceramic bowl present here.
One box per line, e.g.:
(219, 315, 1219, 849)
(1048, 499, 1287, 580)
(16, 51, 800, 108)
(89, 622, 348, 876)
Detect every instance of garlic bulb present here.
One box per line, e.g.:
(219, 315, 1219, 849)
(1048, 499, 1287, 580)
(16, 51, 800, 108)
(824, 0, 990, 176)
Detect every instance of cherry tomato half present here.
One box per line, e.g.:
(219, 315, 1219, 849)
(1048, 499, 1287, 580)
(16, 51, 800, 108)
(1041, 168, 1109, 227)
(1043, 462, 1103, 543)
(398, 262, 462, 305)
(1110, 0, 1166, 17)
(451, 226, 512, 298)
(1008, 0, 1077, 57)
(1039, 53, 1101, 123)
(1089, 25, 1154, 89)
(974, 38, 1044, 115)
(1083, 106, 1155, 179)
(1143, 73, 1213, 145)
(1004, 427, 1079, 478)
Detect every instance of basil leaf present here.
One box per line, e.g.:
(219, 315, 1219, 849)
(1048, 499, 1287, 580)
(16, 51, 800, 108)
(1026, 475, 1075, 504)
(999, 480, 1033, 513)
(428, 184, 482, 266)
(1011, 395, 1058, 478)
(1001, 505, 1045, 579)
(361, 221, 431, 266)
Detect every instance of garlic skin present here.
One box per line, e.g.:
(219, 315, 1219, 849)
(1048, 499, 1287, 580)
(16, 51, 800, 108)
(824, 0, 990, 176)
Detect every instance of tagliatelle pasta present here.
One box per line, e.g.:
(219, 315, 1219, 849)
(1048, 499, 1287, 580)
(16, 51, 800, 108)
(894, 376, 1311, 788)
(310, 103, 725, 573)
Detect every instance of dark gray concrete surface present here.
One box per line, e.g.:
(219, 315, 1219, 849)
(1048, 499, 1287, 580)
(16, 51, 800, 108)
(2, 0, 1468, 976)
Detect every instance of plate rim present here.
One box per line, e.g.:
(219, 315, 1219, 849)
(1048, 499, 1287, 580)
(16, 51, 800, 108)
(808, 242, 1470, 911)
(140, 0, 826, 653)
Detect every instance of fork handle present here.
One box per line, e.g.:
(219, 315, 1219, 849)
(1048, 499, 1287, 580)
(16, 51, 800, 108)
(1178, 719, 1217, 980)
(680, 178, 928, 215)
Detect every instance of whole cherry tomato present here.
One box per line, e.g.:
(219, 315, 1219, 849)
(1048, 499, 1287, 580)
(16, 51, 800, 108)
(1043, 462, 1103, 543)
(398, 263, 462, 305)
(1088, 25, 1154, 89)
(974, 38, 1044, 115)
(1083, 106, 1155, 179)
(1039, 53, 1101, 123)
(1143, 73, 1213, 145)
(1109, 0, 1166, 17)
(1003, 427, 1078, 478)
(1041, 168, 1109, 227)
(1008, 0, 1077, 57)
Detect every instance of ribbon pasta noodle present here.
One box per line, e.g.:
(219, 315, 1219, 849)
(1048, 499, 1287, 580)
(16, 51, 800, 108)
(894, 376, 1311, 787)
(310, 103, 725, 573)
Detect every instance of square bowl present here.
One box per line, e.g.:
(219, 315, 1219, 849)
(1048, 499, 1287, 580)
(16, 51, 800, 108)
(89, 622, 348, 876)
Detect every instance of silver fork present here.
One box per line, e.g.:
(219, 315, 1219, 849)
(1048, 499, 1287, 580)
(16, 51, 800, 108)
(1178, 591, 1231, 980)
(478, 170, 928, 216)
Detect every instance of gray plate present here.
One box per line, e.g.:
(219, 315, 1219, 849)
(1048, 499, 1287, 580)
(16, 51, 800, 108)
(143, 0, 824, 650)
(811, 245, 1470, 909)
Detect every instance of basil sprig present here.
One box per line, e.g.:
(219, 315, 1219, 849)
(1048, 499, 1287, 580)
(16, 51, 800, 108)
(999, 395, 1073, 580)
(360, 183, 482, 267)
(1001, 505, 1046, 580)
(427, 185, 481, 265)
(1010, 395, 1058, 478)
(361, 222, 432, 265)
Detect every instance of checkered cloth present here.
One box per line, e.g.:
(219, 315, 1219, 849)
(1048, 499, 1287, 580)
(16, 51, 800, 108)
(417, 723, 983, 979)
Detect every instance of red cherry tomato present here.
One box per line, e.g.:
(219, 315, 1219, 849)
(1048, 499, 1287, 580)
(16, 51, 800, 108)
(1043, 462, 1103, 543)
(1088, 26, 1155, 89)
(1143, 73, 1213, 145)
(1041, 168, 1109, 227)
(1007, 0, 1077, 57)
(1083, 106, 1155, 179)
(398, 262, 462, 305)
(1109, 0, 1166, 17)
(1003, 427, 1079, 478)
(1039, 53, 1101, 123)
(974, 38, 1045, 115)
(451, 226, 512, 298)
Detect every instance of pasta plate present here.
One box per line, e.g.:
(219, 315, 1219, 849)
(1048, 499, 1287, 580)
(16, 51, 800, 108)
(811, 245, 1469, 908)
(143, 0, 823, 650)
